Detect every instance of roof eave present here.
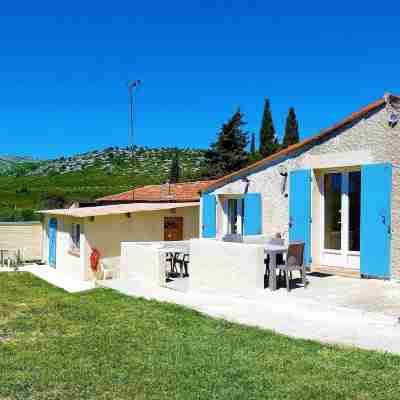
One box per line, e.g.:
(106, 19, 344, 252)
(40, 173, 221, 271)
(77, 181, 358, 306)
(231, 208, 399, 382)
(201, 95, 391, 193)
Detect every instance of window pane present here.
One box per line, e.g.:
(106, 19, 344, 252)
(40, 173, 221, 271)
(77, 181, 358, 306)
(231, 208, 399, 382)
(324, 173, 342, 250)
(348, 171, 361, 251)
(228, 199, 238, 234)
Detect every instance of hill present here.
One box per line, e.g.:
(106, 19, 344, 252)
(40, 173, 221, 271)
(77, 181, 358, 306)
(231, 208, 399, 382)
(0, 146, 207, 221)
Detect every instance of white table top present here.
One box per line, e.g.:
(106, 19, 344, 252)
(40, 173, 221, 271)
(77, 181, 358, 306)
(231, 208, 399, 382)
(158, 247, 190, 254)
(264, 244, 287, 253)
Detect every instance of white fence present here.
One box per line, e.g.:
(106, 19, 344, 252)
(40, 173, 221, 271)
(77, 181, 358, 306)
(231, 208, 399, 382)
(0, 222, 42, 261)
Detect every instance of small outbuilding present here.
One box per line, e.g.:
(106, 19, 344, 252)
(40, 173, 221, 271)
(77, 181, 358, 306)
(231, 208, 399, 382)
(39, 181, 212, 281)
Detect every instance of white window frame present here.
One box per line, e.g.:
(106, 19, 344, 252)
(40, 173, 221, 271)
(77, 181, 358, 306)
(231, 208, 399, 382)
(70, 223, 81, 254)
(320, 168, 360, 269)
(223, 196, 244, 236)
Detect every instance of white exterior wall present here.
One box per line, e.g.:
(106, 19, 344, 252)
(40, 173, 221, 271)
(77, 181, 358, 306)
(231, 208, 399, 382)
(190, 238, 265, 293)
(203, 105, 400, 279)
(41, 215, 86, 281)
(120, 242, 165, 286)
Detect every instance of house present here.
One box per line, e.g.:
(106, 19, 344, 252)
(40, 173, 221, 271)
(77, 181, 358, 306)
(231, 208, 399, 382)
(200, 94, 400, 281)
(39, 181, 213, 281)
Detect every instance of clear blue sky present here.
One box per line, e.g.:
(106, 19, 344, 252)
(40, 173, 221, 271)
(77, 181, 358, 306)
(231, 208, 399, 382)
(1, 1, 400, 159)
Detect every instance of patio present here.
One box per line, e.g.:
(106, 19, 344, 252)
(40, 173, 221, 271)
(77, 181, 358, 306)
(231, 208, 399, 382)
(99, 272, 400, 353)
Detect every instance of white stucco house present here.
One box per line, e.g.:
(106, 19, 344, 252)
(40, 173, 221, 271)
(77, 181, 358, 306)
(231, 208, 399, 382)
(39, 181, 212, 281)
(199, 94, 400, 281)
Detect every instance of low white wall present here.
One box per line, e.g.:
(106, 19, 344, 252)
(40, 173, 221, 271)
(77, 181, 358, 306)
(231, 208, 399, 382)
(120, 242, 165, 287)
(189, 238, 265, 293)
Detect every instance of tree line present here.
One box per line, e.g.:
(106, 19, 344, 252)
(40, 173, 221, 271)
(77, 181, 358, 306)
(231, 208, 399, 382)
(201, 98, 299, 178)
(169, 98, 299, 182)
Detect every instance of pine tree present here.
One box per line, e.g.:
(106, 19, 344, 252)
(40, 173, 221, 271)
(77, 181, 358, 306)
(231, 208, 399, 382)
(203, 109, 249, 178)
(282, 107, 300, 148)
(250, 133, 256, 154)
(259, 98, 278, 157)
(169, 151, 180, 183)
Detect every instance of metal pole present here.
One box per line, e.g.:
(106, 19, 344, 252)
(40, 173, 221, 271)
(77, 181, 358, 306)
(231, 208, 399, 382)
(127, 80, 141, 156)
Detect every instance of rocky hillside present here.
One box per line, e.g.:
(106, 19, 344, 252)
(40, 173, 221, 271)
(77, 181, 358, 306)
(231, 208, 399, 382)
(1, 146, 206, 178)
(0, 156, 39, 173)
(0, 146, 207, 221)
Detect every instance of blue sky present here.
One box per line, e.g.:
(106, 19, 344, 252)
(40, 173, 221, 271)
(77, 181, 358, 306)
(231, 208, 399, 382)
(1, 1, 400, 159)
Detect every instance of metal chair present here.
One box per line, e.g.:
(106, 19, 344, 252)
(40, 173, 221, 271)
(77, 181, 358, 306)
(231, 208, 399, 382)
(174, 253, 189, 277)
(277, 241, 308, 292)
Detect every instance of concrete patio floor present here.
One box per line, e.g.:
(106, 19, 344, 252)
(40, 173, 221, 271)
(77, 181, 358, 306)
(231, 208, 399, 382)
(99, 273, 400, 354)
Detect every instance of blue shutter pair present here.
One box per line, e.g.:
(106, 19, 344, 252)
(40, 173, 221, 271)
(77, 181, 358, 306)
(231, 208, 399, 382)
(201, 193, 262, 238)
(289, 164, 392, 277)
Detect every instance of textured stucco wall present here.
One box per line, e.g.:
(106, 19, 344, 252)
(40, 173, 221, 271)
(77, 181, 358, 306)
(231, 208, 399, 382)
(204, 105, 400, 279)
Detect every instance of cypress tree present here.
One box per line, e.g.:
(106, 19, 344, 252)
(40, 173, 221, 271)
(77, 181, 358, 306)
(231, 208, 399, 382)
(259, 98, 278, 157)
(169, 151, 180, 183)
(250, 133, 256, 154)
(203, 109, 249, 178)
(282, 107, 300, 148)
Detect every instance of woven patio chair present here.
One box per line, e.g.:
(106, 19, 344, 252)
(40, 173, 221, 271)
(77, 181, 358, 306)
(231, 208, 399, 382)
(277, 241, 308, 292)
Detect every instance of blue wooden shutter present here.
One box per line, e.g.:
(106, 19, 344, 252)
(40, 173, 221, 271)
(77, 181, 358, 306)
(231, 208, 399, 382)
(202, 194, 216, 238)
(360, 163, 392, 278)
(243, 193, 262, 235)
(48, 218, 57, 267)
(289, 169, 311, 266)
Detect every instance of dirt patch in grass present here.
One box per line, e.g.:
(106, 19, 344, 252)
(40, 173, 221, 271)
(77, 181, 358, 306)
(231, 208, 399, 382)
(0, 329, 15, 343)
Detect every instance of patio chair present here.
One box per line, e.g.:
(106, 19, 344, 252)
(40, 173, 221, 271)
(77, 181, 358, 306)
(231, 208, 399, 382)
(174, 253, 189, 277)
(100, 261, 114, 280)
(277, 241, 308, 292)
(165, 252, 180, 278)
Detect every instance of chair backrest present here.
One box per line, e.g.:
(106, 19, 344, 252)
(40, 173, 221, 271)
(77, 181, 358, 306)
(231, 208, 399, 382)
(286, 241, 305, 267)
(222, 234, 243, 243)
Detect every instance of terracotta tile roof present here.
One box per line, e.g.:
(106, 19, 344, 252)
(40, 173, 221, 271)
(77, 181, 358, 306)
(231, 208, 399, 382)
(201, 94, 396, 193)
(97, 180, 216, 203)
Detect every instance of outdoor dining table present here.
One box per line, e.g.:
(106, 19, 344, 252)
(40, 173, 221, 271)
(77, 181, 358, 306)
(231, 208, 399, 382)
(264, 244, 288, 291)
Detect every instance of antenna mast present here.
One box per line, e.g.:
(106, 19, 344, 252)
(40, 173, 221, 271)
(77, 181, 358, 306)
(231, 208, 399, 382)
(127, 80, 141, 156)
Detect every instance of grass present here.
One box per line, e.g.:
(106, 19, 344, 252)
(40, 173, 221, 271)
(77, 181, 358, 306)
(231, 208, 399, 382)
(1, 273, 400, 399)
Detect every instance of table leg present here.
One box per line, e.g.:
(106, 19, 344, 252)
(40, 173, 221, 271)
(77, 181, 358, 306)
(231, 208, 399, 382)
(269, 252, 277, 291)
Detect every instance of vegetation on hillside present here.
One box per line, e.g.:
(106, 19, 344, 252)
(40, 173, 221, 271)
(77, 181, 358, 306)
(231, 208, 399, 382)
(0, 146, 206, 221)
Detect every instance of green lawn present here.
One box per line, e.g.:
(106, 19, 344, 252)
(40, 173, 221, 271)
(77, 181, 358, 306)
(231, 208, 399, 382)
(1, 273, 399, 399)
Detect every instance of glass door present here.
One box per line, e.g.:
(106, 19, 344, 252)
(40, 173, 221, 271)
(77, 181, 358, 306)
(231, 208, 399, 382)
(322, 171, 361, 268)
